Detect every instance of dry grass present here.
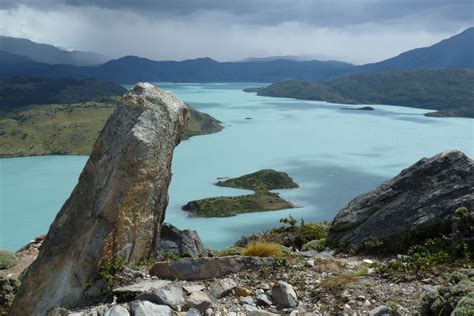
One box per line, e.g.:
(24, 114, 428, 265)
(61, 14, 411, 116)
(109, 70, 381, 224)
(319, 273, 357, 291)
(242, 241, 283, 257)
(314, 259, 345, 273)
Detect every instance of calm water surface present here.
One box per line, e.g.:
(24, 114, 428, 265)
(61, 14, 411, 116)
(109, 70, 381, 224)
(1, 82, 473, 250)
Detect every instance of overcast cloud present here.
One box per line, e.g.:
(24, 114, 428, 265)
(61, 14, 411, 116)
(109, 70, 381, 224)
(0, 0, 472, 64)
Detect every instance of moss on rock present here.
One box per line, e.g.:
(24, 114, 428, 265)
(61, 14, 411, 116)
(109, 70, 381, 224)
(302, 238, 327, 252)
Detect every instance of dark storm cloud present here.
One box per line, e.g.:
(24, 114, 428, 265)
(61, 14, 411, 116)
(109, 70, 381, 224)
(0, 0, 472, 63)
(2, 0, 473, 30)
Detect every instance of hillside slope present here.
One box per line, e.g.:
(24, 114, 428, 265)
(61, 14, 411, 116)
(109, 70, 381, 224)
(0, 76, 126, 111)
(0, 100, 222, 157)
(246, 69, 474, 118)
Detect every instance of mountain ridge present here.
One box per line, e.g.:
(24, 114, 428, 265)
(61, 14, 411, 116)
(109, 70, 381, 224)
(0, 27, 472, 82)
(0, 35, 109, 66)
(351, 27, 474, 73)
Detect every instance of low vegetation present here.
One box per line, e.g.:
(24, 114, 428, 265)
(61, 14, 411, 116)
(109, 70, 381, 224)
(182, 170, 298, 217)
(378, 237, 471, 277)
(242, 241, 283, 257)
(372, 208, 473, 280)
(0, 250, 18, 270)
(319, 273, 357, 292)
(421, 269, 474, 315)
(235, 215, 329, 250)
(245, 69, 474, 118)
(216, 247, 244, 257)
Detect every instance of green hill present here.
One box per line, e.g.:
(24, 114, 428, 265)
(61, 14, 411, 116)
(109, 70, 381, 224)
(245, 69, 474, 118)
(0, 99, 222, 157)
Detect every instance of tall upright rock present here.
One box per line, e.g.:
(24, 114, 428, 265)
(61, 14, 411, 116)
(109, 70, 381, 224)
(327, 150, 473, 251)
(9, 83, 189, 315)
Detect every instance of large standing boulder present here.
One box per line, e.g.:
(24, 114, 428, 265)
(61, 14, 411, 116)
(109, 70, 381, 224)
(9, 83, 189, 315)
(327, 150, 473, 251)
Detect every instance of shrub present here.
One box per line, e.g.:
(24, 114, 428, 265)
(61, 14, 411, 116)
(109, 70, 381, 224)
(98, 258, 126, 284)
(302, 238, 326, 252)
(420, 269, 474, 315)
(280, 215, 298, 229)
(242, 241, 283, 257)
(0, 250, 19, 270)
(379, 237, 471, 276)
(298, 222, 327, 245)
(355, 265, 369, 276)
(452, 207, 473, 239)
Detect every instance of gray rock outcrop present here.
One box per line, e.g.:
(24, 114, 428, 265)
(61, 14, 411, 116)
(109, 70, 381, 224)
(136, 285, 185, 310)
(159, 223, 208, 258)
(184, 291, 213, 312)
(327, 150, 473, 250)
(129, 301, 173, 316)
(210, 278, 237, 298)
(9, 83, 189, 315)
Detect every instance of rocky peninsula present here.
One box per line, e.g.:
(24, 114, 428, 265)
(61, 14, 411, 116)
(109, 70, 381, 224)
(182, 170, 298, 217)
(1, 82, 472, 315)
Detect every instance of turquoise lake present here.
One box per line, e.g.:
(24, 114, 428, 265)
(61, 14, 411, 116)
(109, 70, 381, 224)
(1, 82, 473, 251)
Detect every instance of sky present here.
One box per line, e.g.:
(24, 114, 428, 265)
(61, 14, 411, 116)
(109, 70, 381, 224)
(0, 0, 472, 64)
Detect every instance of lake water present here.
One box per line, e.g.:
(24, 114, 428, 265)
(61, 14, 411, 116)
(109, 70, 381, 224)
(1, 82, 473, 251)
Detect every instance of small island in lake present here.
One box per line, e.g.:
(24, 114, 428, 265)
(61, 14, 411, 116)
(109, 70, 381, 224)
(182, 169, 298, 217)
(342, 106, 374, 111)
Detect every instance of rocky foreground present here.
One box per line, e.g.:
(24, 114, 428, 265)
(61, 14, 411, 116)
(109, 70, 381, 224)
(1, 82, 472, 315)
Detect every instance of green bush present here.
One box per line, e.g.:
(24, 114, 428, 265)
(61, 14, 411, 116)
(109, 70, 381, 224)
(302, 238, 326, 252)
(420, 269, 474, 315)
(299, 222, 327, 244)
(98, 258, 126, 284)
(379, 237, 471, 276)
(0, 250, 19, 270)
(279, 216, 328, 249)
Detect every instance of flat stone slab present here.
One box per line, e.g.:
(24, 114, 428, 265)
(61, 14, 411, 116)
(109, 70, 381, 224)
(150, 256, 275, 280)
(113, 279, 172, 294)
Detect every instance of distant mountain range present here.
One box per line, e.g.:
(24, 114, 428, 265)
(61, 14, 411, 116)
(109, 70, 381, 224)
(0, 27, 472, 83)
(0, 36, 108, 66)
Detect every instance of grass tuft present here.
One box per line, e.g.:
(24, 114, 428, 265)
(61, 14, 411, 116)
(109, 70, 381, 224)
(242, 241, 283, 257)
